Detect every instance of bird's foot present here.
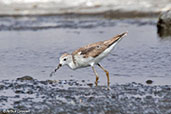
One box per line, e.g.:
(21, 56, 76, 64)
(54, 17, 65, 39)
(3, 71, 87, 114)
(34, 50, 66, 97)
(95, 81, 98, 87)
(107, 82, 110, 90)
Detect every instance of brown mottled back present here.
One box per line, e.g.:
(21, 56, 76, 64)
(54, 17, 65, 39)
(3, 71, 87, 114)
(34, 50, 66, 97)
(72, 32, 127, 58)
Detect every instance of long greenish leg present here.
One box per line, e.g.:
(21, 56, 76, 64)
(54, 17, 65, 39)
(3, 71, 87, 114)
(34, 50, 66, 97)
(92, 66, 99, 86)
(97, 63, 110, 89)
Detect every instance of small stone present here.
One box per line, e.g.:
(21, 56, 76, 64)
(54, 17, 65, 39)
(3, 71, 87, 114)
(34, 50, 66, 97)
(145, 95, 152, 99)
(46, 80, 54, 84)
(14, 95, 20, 98)
(17, 76, 34, 81)
(40, 81, 48, 85)
(146, 80, 153, 84)
(0, 85, 5, 90)
(87, 97, 94, 102)
(111, 95, 116, 99)
(87, 83, 93, 87)
(14, 101, 20, 105)
(26, 90, 33, 94)
(0, 96, 7, 102)
(15, 90, 24, 94)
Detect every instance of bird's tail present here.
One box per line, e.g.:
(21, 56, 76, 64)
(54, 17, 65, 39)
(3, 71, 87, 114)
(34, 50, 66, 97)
(111, 32, 128, 43)
(104, 32, 128, 47)
(117, 32, 128, 38)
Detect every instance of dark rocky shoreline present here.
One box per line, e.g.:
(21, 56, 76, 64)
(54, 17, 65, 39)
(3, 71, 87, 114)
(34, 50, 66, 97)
(0, 76, 171, 114)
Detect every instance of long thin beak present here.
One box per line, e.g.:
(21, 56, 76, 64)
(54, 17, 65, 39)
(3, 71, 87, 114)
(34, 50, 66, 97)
(55, 64, 62, 72)
(50, 64, 62, 77)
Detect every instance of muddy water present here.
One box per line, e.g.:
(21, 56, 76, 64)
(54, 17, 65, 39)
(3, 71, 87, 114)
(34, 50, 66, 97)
(0, 16, 171, 86)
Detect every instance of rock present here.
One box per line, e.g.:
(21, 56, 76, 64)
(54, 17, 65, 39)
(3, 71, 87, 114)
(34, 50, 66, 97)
(26, 90, 33, 94)
(17, 76, 34, 81)
(15, 90, 25, 94)
(87, 83, 93, 87)
(157, 10, 171, 37)
(146, 80, 153, 84)
(0, 85, 5, 90)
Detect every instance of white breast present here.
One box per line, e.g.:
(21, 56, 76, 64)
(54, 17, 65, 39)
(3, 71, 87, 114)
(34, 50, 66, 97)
(75, 55, 93, 67)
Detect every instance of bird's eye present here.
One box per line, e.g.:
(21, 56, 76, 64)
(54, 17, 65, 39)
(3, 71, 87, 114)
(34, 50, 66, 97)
(63, 58, 67, 61)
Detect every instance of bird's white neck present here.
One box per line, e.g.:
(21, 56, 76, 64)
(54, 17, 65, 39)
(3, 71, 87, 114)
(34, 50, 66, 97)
(66, 55, 77, 70)
(68, 61, 77, 70)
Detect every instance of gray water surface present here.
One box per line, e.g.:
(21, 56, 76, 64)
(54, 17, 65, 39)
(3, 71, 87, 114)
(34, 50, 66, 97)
(0, 17, 171, 85)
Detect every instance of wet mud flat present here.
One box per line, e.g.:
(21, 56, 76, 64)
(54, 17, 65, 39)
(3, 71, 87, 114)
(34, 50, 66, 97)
(0, 76, 171, 114)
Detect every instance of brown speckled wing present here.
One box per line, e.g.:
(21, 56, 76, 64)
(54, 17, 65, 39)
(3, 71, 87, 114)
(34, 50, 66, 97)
(72, 41, 107, 58)
(72, 32, 127, 58)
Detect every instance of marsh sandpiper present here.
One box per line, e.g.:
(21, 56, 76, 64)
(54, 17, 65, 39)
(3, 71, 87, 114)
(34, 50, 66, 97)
(50, 32, 128, 88)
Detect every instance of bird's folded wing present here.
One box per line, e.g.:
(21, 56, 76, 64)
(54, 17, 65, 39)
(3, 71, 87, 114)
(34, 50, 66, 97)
(72, 32, 127, 58)
(72, 41, 107, 58)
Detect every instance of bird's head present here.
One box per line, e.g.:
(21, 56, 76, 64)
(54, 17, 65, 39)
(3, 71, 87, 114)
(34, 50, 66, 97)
(58, 53, 71, 67)
(50, 53, 71, 77)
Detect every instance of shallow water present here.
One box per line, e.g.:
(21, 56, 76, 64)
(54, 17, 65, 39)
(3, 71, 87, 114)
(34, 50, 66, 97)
(0, 16, 171, 86)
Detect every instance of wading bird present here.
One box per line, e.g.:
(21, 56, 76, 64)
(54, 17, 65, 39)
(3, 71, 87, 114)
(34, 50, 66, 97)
(50, 32, 128, 89)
